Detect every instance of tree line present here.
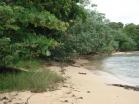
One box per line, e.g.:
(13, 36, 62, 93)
(0, 0, 139, 67)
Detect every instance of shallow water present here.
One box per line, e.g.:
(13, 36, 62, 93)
(90, 53, 139, 86)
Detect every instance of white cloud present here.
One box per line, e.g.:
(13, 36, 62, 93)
(90, 0, 139, 24)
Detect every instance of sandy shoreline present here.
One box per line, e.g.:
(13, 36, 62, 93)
(112, 51, 139, 55)
(1, 64, 139, 104)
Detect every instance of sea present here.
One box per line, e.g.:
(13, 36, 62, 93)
(90, 52, 139, 87)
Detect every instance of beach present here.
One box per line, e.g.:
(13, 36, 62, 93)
(1, 0, 139, 103)
(0, 62, 139, 104)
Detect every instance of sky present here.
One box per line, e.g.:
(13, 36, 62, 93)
(90, 0, 139, 24)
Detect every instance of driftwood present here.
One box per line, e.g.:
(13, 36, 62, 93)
(109, 84, 139, 91)
(78, 72, 87, 75)
(0, 66, 28, 73)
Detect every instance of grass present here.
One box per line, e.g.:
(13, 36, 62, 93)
(0, 70, 63, 92)
(0, 59, 64, 93)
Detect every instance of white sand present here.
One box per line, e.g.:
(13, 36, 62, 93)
(0, 65, 139, 104)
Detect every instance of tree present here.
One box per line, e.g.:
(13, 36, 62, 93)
(0, 0, 86, 66)
(108, 22, 124, 30)
(2, 0, 86, 22)
(123, 23, 139, 49)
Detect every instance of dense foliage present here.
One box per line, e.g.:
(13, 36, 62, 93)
(0, 0, 139, 66)
(0, 0, 85, 66)
(51, 9, 139, 59)
(123, 24, 139, 49)
(107, 22, 137, 51)
(51, 11, 115, 58)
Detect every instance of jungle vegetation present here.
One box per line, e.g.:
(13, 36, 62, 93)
(0, 0, 139, 92)
(0, 0, 139, 66)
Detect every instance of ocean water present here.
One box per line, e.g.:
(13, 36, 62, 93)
(90, 53, 139, 86)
